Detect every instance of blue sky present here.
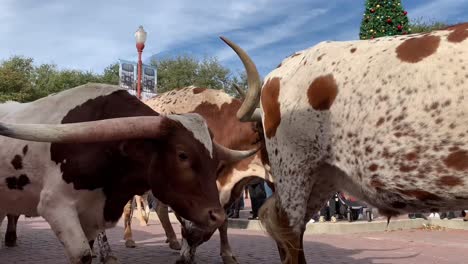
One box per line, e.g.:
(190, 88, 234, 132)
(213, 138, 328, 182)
(1, 0, 467, 78)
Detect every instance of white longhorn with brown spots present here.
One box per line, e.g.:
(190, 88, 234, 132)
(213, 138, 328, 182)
(221, 22, 468, 263)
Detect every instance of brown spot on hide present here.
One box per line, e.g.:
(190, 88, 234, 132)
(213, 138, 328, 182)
(376, 117, 385, 126)
(22, 145, 28, 155)
(444, 150, 468, 171)
(192, 88, 206, 94)
(400, 164, 417, 172)
(405, 152, 419, 161)
(447, 23, 468, 43)
(11, 155, 23, 170)
(436, 176, 463, 187)
(261, 77, 282, 139)
(5, 174, 30, 190)
(396, 35, 440, 63)
(307, 74, 338, 111)
(368, 164, 378, 171)
(190, 100, 260, 151)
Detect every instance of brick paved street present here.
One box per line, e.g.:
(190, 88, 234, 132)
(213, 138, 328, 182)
(1, 216, 468, 263)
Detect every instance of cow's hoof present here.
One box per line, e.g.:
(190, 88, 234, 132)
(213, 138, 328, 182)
(104, 255, 120, 264)
(4, 232, 17, 247)
(125, 239, 136, 248)
(222, 255, 239, 264)
(169, 239, 182, 250)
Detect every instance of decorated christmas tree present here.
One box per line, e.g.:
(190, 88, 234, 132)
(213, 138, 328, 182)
(359, 0, 410, 39)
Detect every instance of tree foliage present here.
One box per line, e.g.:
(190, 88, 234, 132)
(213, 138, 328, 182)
(409, 17, 448, 33)
(152, 55, 244, 95)
(0, 56, 119, 103)
(360, 0, 410, 39)
(0, 54, 251, 103)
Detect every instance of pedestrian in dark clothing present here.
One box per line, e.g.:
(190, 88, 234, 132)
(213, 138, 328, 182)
(227, 195, 242, 219)
(319, 192, 340, 222)
(248, 179, 266, 219)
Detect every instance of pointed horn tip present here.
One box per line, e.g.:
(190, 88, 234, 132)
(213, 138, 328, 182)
(219, 36, 229, 43)
(219, 36, 236, 48)
(247, 146, 261, 156)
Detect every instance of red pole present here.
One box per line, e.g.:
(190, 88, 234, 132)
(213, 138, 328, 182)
(136, 43, 145, 99)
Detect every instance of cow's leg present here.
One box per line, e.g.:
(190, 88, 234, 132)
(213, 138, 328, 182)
(156, 199, 181, 250)
(5, 214, 20, 247)
(96, 231, 120, 264)
(123, 199, 136, 248)
(142, 193, 151, 223)
(0, 213, 5, 246)
(274, 230, 304, 264)
(219, 218, 238, 264)
(135, 195, 147, 226)
(176, 238, 197, 264)
(38, 203, 93, 264)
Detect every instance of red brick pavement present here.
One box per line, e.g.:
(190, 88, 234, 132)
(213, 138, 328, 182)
(1, 216, 468, 263)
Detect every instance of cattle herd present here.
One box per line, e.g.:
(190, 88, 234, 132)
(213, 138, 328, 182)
(0, 22, 467, 264)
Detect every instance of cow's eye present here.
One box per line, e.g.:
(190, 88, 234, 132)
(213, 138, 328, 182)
(178, 152, 189, 161)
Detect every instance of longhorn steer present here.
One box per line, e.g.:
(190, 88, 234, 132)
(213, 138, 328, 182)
(96, 86, 273, 264)
(0, 83, 257, 263)
(221, 22, 468, 263)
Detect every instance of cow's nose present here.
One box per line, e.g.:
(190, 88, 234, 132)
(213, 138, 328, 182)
(208, 208, 226, 227)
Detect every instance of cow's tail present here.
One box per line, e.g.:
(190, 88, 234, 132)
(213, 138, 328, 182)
(258, 195, 298, 264)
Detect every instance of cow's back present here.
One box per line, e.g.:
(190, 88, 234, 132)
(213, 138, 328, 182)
(0, 83, 124, 124)
(263, 24, 468, 215)
(146, 87, 257, 150)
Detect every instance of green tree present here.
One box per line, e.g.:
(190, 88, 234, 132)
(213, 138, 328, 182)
(152, 55, 233, 94)
(360, 0, 410, 39)
(409, 17, 448, 33)
(195, 56, 230, 89)
(101, 62, 119, 85)
(0, 56, 34, 94)
(0, 57, 120, 103)
(153, 55, 198, 93)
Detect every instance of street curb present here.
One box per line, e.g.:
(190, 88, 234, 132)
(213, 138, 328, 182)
(141, 211, 468, 234)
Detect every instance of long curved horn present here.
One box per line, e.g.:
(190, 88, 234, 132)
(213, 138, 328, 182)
(0, 116, 168, 143)
(214, 141, 259, 164)
(220, 36, 262, 122)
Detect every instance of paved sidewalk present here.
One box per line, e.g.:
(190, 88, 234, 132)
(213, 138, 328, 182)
(2, 216, 468, 263)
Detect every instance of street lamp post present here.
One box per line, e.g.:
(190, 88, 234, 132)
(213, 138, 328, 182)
(134, 25, 147, 99)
